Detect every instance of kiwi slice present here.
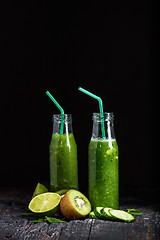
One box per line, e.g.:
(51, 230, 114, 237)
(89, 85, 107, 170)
(60, 189, 91, 219)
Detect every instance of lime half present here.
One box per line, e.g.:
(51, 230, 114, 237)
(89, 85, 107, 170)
(32, 183, 48, 198)
(29, 192, 61, 216)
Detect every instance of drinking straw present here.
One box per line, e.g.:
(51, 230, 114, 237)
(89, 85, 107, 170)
(78, 87, 106, 139)
(46, 91, 64, 135)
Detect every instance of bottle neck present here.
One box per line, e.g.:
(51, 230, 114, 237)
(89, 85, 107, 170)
(52, 114, 73, 135)
(91, 112, 116, 140)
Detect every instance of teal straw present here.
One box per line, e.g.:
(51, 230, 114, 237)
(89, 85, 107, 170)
(78, 87, 106, 139)
(46, 91, 64, 135)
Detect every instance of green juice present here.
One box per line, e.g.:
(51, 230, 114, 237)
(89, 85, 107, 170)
(49, 133, 78, 192)
(88, 139, 119, 209)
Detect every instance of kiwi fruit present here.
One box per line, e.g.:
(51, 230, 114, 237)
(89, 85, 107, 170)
(60, 189, 91, 219)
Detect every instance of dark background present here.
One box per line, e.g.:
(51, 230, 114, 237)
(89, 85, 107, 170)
(0, 1, 157, 192)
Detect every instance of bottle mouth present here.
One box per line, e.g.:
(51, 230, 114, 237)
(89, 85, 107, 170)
(92, 112, 114, 122)
(52, 114, 72, 123)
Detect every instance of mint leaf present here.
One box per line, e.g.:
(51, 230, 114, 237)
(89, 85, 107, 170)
(32, 218, 45, 223)
(127, 209, 144, 215)
(20, 212, 34, 216)
(45, 216, 67, 223)
(128, 212, 145, 216)
(127, 209, 141, 213)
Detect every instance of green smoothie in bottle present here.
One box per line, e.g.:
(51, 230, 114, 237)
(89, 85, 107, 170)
(88, 113, 119, 209)
(49, 114, 78, 192)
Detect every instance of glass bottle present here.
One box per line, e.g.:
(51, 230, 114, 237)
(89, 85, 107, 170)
(49, 114, 78, 192)
(88, 112, 119, 209)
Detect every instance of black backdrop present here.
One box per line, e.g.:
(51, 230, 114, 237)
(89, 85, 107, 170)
(0, 1, 157, 191)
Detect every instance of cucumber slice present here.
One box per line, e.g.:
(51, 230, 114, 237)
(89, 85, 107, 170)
(109, 210, 135, 222)
(101, 207, 113, 220)
(89, 211, 98, 219)
(94, 207, 104, 219)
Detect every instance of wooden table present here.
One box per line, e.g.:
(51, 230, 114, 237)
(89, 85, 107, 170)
(0, 186, 160, 239)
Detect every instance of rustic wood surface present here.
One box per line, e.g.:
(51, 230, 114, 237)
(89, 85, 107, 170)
(0, 186, 160, 240)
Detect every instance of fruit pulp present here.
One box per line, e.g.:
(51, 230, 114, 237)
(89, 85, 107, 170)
(29, 192, 61, 215)
(88, 138, 119, 209)
(60, 189, 91, 219)
(50, 133, 78, 192)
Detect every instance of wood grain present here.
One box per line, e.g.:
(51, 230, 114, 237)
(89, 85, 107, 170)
(0, 187, 159, 240)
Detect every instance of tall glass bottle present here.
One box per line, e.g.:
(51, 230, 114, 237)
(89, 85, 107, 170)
(88, 112, 119, 209)
(49, 114, 78, 192)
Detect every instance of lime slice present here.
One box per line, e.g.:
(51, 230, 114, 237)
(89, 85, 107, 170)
(29, 192, 61, 216)
(101, 207, 113, 220)
(89, 211, 98, 219)
(94, 207, 104, 219)
(32, 183, 48, 198)
(109, 209, 135, 222)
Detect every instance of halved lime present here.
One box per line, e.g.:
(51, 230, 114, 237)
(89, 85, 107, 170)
(29, 192, 61, 216)
(32, 183, 48, 198)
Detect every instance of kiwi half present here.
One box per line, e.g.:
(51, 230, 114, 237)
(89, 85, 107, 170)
(60, 189, 91, 219)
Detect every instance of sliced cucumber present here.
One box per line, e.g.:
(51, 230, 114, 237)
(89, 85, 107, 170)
(89, 211, 98, 219)
(109, 209, 135, 222)
(94, 207, 104, 219)
(101, 207, 113, 220)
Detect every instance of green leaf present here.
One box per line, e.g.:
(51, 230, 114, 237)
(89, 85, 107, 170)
(32, 218, 45, 223)
(127, 209, 141, 213)
(45, 216, 67, 223)
(127, 209, 144, 215)
(20, 212, 34, 216)
(128, 212, 145, 216)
